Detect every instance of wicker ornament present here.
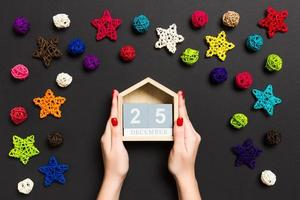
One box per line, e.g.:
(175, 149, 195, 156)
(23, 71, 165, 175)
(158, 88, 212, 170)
(235, 71, 253, 89)
(17, 178, 34, 194)
(264, 130, 281, 145)
(222, 11, 240, 28)
(33, 89, 66, 118)
(252, 84, 282, 116)
(191, 10, 208, 28)
(39, 156, 69, 187)
(83, 55, 100, 71)
(155, 23, 184, 54)
(56, 72, 72, 88)
(230, 113, 248, 129)
(8, 135, 40, 165)
(246, 34, 264, 52)
(205, 31, 235, 61)
(265, 54, 283, 72)
(261, 170, 276, 186)
(232, 139, 262, 169)
(13, 17, 30, 35)
(119, 45, 136, 62)
(132, 15, 150, 33)
(91, 10, 122, 41)
(53, 14, 71, 29)
(48, 132, 63, 147)
(10, 106, 28, 125)
(32, 37, 63, 67)
(258, 6, 288, 38)
(180, 48, 199, 65)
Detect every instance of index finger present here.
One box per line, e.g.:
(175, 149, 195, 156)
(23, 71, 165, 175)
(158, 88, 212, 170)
(178, 90, 189, 120)
(110, 89, 119, 118)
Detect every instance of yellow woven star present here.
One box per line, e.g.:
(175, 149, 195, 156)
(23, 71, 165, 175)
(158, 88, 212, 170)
(33, 89, 66, 118)
(205, 31, 235, 61)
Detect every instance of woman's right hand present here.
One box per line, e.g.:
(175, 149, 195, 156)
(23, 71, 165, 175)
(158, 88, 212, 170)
(168, 91, 202, 200)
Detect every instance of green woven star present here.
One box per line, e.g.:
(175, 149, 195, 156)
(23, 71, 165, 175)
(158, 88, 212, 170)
(8, 135, 40, 165)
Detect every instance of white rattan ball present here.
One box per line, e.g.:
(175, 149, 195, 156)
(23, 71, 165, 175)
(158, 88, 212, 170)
(56, 72, 72, 88)
(261, 170, 276, 186)
(53, 14, 71, 28)
(17, 178, 34, 194)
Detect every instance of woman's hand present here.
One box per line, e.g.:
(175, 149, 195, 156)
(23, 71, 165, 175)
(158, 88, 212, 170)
(168, 91, 202, 200)
(97, 90, 129, 200)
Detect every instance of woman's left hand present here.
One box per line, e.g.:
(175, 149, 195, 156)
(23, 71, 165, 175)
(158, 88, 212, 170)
(97, 90, 129, 200)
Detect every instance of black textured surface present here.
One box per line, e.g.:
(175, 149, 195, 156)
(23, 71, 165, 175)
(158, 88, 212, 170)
(0, 0, 299, 199)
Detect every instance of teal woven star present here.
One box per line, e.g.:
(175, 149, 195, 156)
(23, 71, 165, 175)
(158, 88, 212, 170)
(8, 135, 40, 165)
(252, 84, 282, 116)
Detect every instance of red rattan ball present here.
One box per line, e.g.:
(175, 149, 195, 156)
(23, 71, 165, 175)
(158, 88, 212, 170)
(10, 106, 28, 125)
(191, 10, 208, 28)
(119, 45, 136, 62)
(235, 71, 253, 89)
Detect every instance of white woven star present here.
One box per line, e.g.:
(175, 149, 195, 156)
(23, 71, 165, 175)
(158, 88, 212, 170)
(155, 23, 184, 54)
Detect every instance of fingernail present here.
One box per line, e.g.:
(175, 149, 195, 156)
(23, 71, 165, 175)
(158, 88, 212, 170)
(179, 90, 185, 99)
(112, 89, 116, 98)
(177, 117, 183, 126)
(111, 117, 118, 127)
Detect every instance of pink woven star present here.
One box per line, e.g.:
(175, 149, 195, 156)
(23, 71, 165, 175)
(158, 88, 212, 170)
(258, 6, 288, 38)
(91, 10, 122, 41)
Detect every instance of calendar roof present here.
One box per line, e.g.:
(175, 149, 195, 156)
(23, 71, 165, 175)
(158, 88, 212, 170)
(119, 77, 177, 98)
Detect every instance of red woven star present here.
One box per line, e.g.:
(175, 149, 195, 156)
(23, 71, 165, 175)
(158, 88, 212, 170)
(258, 6, 288, 38)
(91, 10, 122, 41)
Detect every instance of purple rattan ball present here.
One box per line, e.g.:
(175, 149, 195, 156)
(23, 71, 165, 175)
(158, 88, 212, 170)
(82, 55, 100, 71)
(13, 17, 30, 35)
(210, 67, 228, 84)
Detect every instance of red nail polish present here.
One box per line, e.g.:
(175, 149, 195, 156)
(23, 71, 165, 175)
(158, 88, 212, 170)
(180, 90, 185, 99)
(177, 117, 183, 126)
(111, 117, 118, 127)
(112, 89, 116, 98)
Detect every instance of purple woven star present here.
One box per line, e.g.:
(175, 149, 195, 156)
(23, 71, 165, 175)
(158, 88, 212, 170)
(232, 139, 262, 169)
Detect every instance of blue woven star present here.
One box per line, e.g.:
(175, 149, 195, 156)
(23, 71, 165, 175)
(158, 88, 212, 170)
(252, 84, 282, 116)
(232, 139, 262, 169)
(38, 156, 69, 187)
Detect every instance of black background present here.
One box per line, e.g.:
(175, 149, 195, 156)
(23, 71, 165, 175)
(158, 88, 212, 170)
(0, 0, 299, 199)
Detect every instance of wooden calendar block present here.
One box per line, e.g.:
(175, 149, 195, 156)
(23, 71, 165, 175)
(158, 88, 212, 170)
(148, 104, 172, 129)
(123, 104, 172, 137)
(118, 77, 178, 141)
(123, 104, 149, 129)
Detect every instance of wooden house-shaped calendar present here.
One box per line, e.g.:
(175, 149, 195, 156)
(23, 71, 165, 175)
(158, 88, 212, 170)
(118, 77, 178, 141)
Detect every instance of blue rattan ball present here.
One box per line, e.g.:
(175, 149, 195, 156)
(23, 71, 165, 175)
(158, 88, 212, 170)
(67, 38, 86, 56)
(246, 34, 264, 52)
(132, 15, 150, 33)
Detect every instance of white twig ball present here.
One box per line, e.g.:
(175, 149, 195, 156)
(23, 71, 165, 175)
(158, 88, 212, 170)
(56, 72, 72, 88)
(17, 178, 34, 194)
(53, 14, 71, 28)
(261, 170, 276, 186)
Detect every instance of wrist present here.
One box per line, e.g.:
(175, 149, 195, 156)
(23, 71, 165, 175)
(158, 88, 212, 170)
(174, 172, 201, 200)
(103, 173, 126, 185)
(97, 175, 125, 200)
(174, 172, 197, 184)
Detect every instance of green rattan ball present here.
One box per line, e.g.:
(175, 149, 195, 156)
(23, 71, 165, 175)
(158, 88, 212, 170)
(265, 54, 282, 72)
(230, 113, 248, 129)
(180, 48, 199, 65)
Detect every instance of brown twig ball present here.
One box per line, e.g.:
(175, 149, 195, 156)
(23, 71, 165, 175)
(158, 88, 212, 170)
(264, 130, 281, 145)
(222, 11, 240, 28)
(48, 132, 63, 147)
